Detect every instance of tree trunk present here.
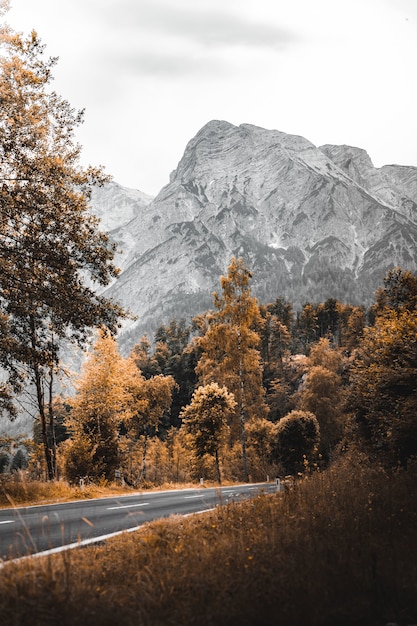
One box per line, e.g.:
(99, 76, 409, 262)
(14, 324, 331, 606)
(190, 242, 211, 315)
(238, 326, 249, 482)
(141, 435, 148, 481)
(30, 317, 54, 480)
(215, 448, 222, 484)
(34, 362, 54, 480)
(47, 365, 57, 478)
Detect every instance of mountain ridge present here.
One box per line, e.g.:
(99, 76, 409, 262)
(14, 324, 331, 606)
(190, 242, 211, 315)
(88, 120, 417, 350)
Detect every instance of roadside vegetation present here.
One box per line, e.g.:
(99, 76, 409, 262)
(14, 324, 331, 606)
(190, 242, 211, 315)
(0, 456, 416, 626)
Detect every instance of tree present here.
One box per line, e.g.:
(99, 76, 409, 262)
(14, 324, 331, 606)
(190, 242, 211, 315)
(295, 303, 318, 353)
(64, 331, 133, 481)
(308, 337, 343, 373)
(336, 303, 365, 351)
(180, 382, 236, 484)
(33, 395, 70, 447)
(347, 308, 417, 467)
(317, 298, 339, 339)
(0, 23, 126, 478)
(131, 319, 198, 427)
(374, 267, 417, 315)
(274, 410, 320, 475)
(196, 257, 268, 481)
(245, 418, 276, 480)
(125, 369, 176, 482)
(258, 305, 291, 385)
(298, 340, 345, 462)
(267, 297, 293, 330)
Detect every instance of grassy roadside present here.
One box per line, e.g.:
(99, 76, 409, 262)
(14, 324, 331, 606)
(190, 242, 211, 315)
(0, 478, 219, 509)
(0, 456, 416, 626)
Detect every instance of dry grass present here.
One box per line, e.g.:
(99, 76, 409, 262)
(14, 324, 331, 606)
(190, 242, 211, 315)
(0, 457, 416, 626)
(0, 477, 216, 508)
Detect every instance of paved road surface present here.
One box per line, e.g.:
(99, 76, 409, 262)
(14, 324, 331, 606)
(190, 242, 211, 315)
(0, 482, 279, 562)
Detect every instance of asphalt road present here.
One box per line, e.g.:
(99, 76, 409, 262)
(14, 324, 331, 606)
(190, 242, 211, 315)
(0, 482, 279, 562)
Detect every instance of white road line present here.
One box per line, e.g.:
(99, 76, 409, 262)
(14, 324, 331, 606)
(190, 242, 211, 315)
(0, 520, 14, 525)
(183, 495, 205, 499)
(106, 503, 149, 510)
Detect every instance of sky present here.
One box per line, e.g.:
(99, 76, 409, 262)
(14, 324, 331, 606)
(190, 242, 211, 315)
(5, 0, 417, 196)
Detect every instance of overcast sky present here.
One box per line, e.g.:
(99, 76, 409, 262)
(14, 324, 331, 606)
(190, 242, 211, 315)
(6, 0, 417, 195)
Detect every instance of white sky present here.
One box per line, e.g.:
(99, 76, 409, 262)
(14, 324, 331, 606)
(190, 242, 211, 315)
(6, 0, 417, 195)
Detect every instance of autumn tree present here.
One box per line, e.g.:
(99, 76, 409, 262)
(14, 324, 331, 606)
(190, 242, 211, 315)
(298, 338, 345, 461)
(336, 303, 366, 351)
(180, 382, 236, 484)
(131, 319, 198, 426)
(273, 410, 320, 475)
(196, 257, 268, 481)
(245, 417, 276, 481)
(0, 21, 125, 478)
(125, 368, 176, 483)
(295, 303, 318, 353)
(64, 331, 133, 481)
(258, 304, 292, 385)
(347, 308, 417, 467)
(374, 267, 417, 315)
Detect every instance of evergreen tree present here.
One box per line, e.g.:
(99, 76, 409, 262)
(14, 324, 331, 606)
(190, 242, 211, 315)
(131, 320, 198, 426)
(374, 267, 417, 315)
(295, 303, 319, 353)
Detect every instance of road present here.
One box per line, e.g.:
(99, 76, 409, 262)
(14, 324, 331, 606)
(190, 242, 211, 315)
(0, 482, 278, 562)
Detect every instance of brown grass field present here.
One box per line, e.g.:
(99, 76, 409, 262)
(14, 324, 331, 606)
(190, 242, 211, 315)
(0, 456, 416, 626)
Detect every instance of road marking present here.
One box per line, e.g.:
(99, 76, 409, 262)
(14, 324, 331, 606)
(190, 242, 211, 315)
(106, 503, 149, 510)
(0, 520, 14, 525)
(183, 495, 205, 499)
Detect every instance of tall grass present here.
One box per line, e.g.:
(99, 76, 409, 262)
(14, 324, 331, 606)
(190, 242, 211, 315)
(0, 456, 416, 625)
(0, 475, 133, 507)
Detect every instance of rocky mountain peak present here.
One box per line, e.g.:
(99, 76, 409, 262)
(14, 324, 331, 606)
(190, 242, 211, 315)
(97, 121, 417, 350)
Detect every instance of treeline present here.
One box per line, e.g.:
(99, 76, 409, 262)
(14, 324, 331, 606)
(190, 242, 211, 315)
(12, 261, 416, 486)
(1, 17, 415, 488)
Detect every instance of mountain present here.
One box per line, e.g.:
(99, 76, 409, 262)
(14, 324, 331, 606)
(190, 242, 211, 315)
(97, 121, 417, 351)
(89, 182, 154, 272)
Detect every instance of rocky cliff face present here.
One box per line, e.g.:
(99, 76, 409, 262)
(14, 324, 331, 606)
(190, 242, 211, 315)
(98, 121, 417, 350)
(89, 182, 154, 272)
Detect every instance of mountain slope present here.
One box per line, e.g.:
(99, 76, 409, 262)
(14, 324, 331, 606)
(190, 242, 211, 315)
(100, 121, 417, 349)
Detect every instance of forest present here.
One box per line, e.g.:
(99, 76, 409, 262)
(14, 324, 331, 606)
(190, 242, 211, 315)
(2, 258, 416, 493)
